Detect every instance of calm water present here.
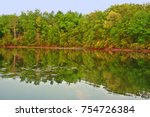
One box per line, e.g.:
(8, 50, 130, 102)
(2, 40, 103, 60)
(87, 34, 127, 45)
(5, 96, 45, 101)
(0, 48, 150, 100)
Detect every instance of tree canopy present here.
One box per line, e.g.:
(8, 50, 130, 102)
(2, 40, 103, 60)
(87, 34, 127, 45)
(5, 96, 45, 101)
(0, 3, 150, 49)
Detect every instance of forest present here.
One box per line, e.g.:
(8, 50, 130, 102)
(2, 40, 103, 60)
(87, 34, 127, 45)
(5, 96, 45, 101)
(0, 3, 150, 49)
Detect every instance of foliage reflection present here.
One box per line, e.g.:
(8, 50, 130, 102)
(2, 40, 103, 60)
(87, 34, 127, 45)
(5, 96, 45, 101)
(0, 49, 150, 98)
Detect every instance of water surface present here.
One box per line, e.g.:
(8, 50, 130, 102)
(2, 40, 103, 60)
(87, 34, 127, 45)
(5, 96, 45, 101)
(0, 49, 150, 99)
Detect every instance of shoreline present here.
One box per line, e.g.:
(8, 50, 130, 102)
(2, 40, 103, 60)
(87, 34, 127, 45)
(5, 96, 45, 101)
(0, 45, 150, 53)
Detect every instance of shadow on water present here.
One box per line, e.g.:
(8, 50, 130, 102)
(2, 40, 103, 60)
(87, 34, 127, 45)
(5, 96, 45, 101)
(0, 48, 150, 99)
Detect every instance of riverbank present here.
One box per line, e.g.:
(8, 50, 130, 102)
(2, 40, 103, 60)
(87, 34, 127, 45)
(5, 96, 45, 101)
(0, 45, 150, 53)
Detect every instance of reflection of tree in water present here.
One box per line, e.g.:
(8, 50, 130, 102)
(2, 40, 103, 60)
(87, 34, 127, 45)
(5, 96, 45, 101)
(0, 49, 150, 98)
(19, 66, 81, 85)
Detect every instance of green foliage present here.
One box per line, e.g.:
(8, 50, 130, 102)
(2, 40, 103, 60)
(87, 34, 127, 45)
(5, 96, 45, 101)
(127, 11, 150, 44)
(0, 3, 149, 49)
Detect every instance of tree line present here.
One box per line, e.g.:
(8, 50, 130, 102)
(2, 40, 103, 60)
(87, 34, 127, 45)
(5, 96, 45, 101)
(0, 3, 150, 49)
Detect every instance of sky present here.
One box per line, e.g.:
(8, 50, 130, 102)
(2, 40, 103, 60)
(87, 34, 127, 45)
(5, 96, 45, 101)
(0, 0, 149, 15)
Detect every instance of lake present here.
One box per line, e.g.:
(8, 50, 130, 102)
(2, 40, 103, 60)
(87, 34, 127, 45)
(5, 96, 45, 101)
(0, 48, 150, 100)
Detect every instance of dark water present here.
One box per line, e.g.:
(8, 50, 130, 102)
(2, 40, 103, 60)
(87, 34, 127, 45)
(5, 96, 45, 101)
(0, 48, 150, 100)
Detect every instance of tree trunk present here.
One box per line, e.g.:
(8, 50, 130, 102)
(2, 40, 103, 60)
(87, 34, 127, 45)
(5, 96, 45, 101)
(13, 26, 16, 39)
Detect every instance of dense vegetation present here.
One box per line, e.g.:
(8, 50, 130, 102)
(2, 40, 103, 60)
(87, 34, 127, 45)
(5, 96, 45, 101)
(0, 49, 150, 98)
(0, 3, 150, 49)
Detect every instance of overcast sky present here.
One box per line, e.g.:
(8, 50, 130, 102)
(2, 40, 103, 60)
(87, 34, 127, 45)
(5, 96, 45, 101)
(0, 0, 149, 15)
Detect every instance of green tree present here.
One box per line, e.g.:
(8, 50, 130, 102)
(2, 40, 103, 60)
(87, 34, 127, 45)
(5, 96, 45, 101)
(127, 11, 150, 44)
